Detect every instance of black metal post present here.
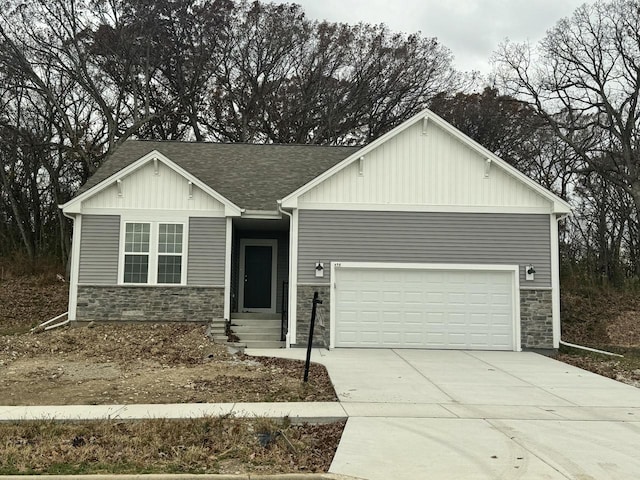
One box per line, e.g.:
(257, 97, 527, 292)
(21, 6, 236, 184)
(303, 291, 322, 382)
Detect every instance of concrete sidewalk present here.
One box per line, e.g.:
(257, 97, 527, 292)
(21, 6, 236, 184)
(253, 348, 640, 480)
(0, 402, 346, 423)
(2, 348, 640, 479)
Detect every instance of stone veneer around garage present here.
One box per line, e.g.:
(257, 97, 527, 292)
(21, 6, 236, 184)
(296, 286, 554, 350)
(296, 285, 331, 347)
(76, 285, 224, 323)
(519, 288, 554, 349)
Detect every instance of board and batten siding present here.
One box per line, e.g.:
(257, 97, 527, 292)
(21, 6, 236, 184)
(298, 119, 552, 210)
(78, 215, 120, 284)
(82, 160, 225, 212)
(297, 210, 551, 287)
(187, 217, 226, 285)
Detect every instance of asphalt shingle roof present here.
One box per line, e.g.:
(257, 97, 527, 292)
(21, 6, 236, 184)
(79, 141, 361, 211)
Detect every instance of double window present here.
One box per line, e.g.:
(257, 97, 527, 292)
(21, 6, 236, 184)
(122, 222, 185, 284)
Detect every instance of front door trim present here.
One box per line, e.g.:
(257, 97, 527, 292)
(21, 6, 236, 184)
(239, 238, 278, 313)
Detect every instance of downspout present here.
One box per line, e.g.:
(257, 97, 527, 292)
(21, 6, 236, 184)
(62, 210, 79, 322)
(553, 213, 622, 358)
(559, 340, 623, 357)
(277, 200, 293, 348)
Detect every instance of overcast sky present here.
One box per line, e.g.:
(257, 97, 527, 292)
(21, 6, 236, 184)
(270, 0, 587, 74)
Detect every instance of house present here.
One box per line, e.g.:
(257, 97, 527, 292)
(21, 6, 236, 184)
(60, 108, 571, 351)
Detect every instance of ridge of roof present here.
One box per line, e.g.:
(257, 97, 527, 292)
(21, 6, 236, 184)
(121, 138, 362, 148)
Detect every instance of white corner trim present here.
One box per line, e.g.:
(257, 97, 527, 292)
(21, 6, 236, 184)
(61, 150, 243, 216)
(223, 217, 232, 320)
(288, 209, 299, 344)
(329, 261, 521, 351)
(329, 262, 337, 349)
(67, 214, 82, 321)
(513, 263, 522, 352)
(550, 214, 562, 349)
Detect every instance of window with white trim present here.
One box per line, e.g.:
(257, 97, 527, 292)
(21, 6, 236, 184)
(124, 223, 150, 283)
(121, 221, 185, 285)
(157, 223, 183, 284)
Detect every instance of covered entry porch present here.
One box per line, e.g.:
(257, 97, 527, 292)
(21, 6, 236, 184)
(229, 217, 290, 348)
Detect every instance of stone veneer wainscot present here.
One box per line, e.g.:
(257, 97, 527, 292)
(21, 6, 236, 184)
(76, 285, 224, 322)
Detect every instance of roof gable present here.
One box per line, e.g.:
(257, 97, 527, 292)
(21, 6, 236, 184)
(61, 151, 242, 216)
(67, 142, 359, 212)
(281, 109, 571, 214)
(82, 157, 228, 212)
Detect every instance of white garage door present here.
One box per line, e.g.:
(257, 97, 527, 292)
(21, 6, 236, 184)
(334, 265, 517, 350)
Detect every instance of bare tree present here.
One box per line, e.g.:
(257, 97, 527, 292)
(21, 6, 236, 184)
(493, 0, 640, 215)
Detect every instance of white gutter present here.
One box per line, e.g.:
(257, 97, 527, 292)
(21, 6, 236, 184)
(559, 339, 623, 358)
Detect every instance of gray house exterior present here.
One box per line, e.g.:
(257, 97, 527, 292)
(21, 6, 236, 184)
(61, 109, 571, 351)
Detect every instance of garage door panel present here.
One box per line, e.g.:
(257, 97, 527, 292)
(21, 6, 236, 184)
(335, 266, 516, 350)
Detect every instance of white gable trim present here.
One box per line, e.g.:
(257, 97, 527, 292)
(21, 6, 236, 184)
(60, 150, 243, 216)
(280, 109, 572, 214)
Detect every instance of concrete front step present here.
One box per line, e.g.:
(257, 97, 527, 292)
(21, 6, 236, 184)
(232, 325, 281, 334)
(231, 312, 281, 320)
(234, 332, 283, 342)
(231, 319, 281, 329)
(242, 340, 285, 349)
(229, 314, 284, 346)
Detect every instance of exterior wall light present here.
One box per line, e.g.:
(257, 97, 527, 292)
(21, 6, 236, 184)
(526, 265, 536, 281)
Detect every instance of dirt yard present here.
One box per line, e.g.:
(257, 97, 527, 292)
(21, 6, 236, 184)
(0, 323, 336, 405)
(558, 286, 640, 388)
(0, 270, 335, 405)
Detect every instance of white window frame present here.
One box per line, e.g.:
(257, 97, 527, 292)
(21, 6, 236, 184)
(122, 221, 152, 284)
(119, 220, 188, 285)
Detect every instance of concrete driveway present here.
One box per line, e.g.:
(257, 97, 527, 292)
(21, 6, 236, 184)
(260, 348, 640, 480)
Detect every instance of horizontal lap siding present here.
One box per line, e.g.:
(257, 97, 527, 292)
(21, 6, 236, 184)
(188, 217, 226, 285)
(78, 215, 120, 284)
(297, 210, 551, 287)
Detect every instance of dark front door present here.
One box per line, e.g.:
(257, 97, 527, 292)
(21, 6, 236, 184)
(244, 246, 272, 309)
(240, 239, 277, 312)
